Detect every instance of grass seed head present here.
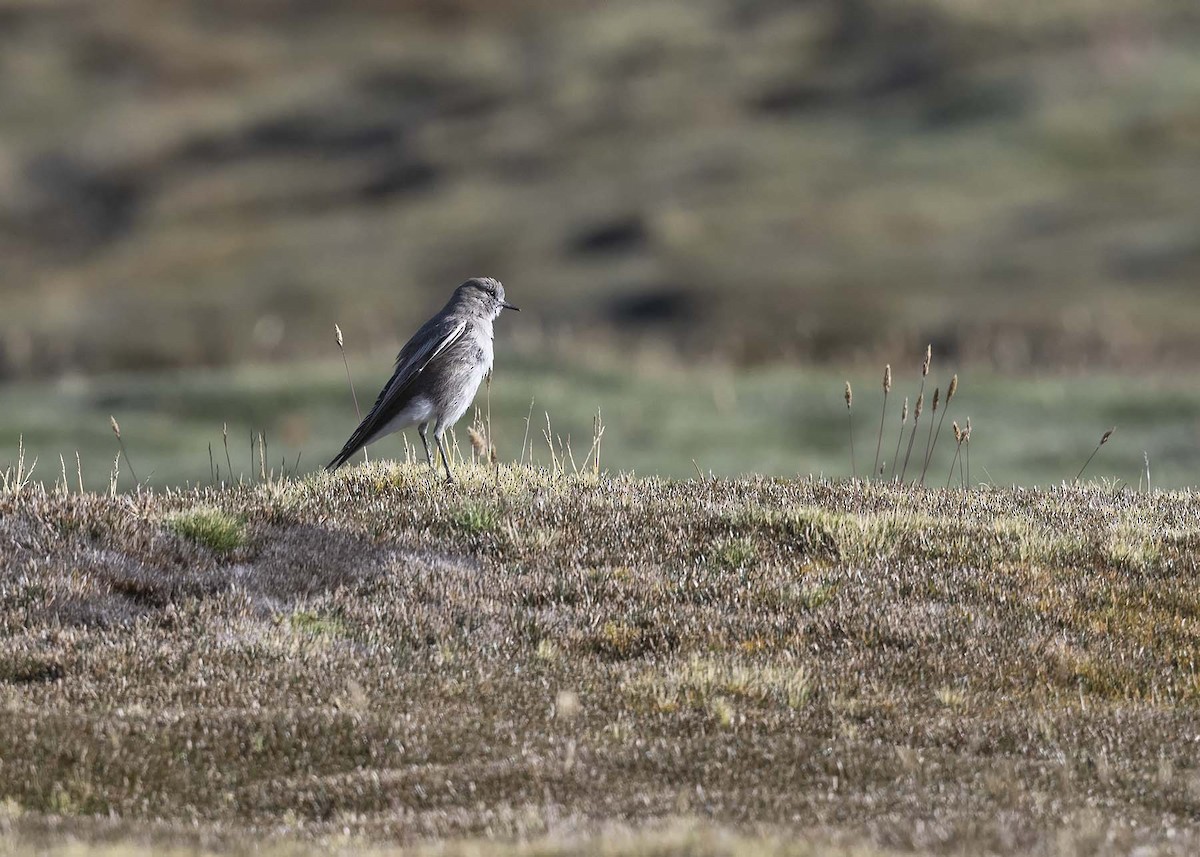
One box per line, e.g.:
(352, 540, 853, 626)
(901, 397, 909, 423)
(844, 381, 853, 410)
(915, 392, 924, 419)
(883, 364, 892, 393)
(932, 387, 940, 412)
(334, 324, 345, 349)
(109, 416, 121, 439)
(922, 344, 932, 377)
(467, 426, 488, 457)
(953, 421, 962, 443)
(1101, 427, 1115, 445)
(947, 373, 959, 403)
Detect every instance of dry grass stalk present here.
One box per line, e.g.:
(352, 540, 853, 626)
(335, 324, 367, 464)
(521, 398, 535, 467)
(947, 421, 963, 489)
(485, 371, 497, 472)
(468, 407, 487, 466)
(873, 364, 891, 480)
(919, 386, 940, 484)
(467, 426, 487, 461)
(209, 442, 217, 485)
(258, 432, 267, 482)
(108, 452, 120, 497)
(222, 423, 233, 484)
(59, 454, 68, 495)
(2, 436, 38, 494)
(889, 396, 908, 481)
(900, 391, 924, 483)
(594, 409, 605, 474)
(844, 381, 855, 478)
(76, 450, 83, 494)
(1075, 427, 1114, 484)
(564, 434, 579, 475)
(109, 415, 140, 486)
(921, 374, 957, 486)
(543, 412, 560, 474)
(583, 409, 606, 476)
(895, 345, 931, 483)
(921, 369, 960, 484)
(962, 418, 972, 487)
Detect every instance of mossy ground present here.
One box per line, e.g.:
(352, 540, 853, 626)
(1, 466, 1199, 854)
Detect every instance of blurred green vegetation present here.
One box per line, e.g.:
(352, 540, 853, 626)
(4, 0, 1200, 486)
(4, 349, 1198, 488)
(2, 0, 1200, 375)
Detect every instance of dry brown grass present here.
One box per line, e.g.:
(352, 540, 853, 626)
(1, 466, 1200, 853)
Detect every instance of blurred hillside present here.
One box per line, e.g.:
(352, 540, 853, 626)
(3, 0, 1200, 378)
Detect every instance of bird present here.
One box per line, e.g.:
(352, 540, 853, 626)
(326, 277, 518, 480)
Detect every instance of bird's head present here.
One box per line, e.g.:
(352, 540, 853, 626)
(454, 277, 519, 320)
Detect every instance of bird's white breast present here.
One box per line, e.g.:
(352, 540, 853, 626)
(473, 319, 495, 374)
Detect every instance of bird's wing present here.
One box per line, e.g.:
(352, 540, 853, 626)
(326, 317, 469, 470)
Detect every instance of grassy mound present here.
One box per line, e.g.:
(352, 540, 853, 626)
(1, 466, 1198, 854)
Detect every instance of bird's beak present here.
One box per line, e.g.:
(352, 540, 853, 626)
(501, 302, 520, 312)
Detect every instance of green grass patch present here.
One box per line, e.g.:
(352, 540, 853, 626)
(713, 536, 758, 569)
(286, 610, 347, 638)
(166, 506, 247, 552)
(450, 502, 500, 534)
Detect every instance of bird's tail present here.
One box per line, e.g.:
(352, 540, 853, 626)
(327, 409, 381, 471)
(325, 442, 360, 472)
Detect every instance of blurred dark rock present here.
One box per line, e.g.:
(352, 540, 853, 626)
(1110, 234, 1200, 281)
(180, 112, 406, 165)
(21, 154, 142, 254)
(921, 79, 1030, 128)
(749, 82, 832, 117)
(359, 68, 506, 120)
(569, 216, 648, 256)
(606, 287, 695, 326)
(360, 160, 440, 201)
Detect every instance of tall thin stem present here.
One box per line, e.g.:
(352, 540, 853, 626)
(889, 398, 908, 482)
(335, 324, 368, 464)
(873, 364, 891, 481)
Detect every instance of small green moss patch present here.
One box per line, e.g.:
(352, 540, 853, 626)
(451, 502, 500, 534)
(166, 506, 247, 552)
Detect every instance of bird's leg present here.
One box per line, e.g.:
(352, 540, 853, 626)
(435, 432, 455, 483)
(418, 423, 435, 470)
